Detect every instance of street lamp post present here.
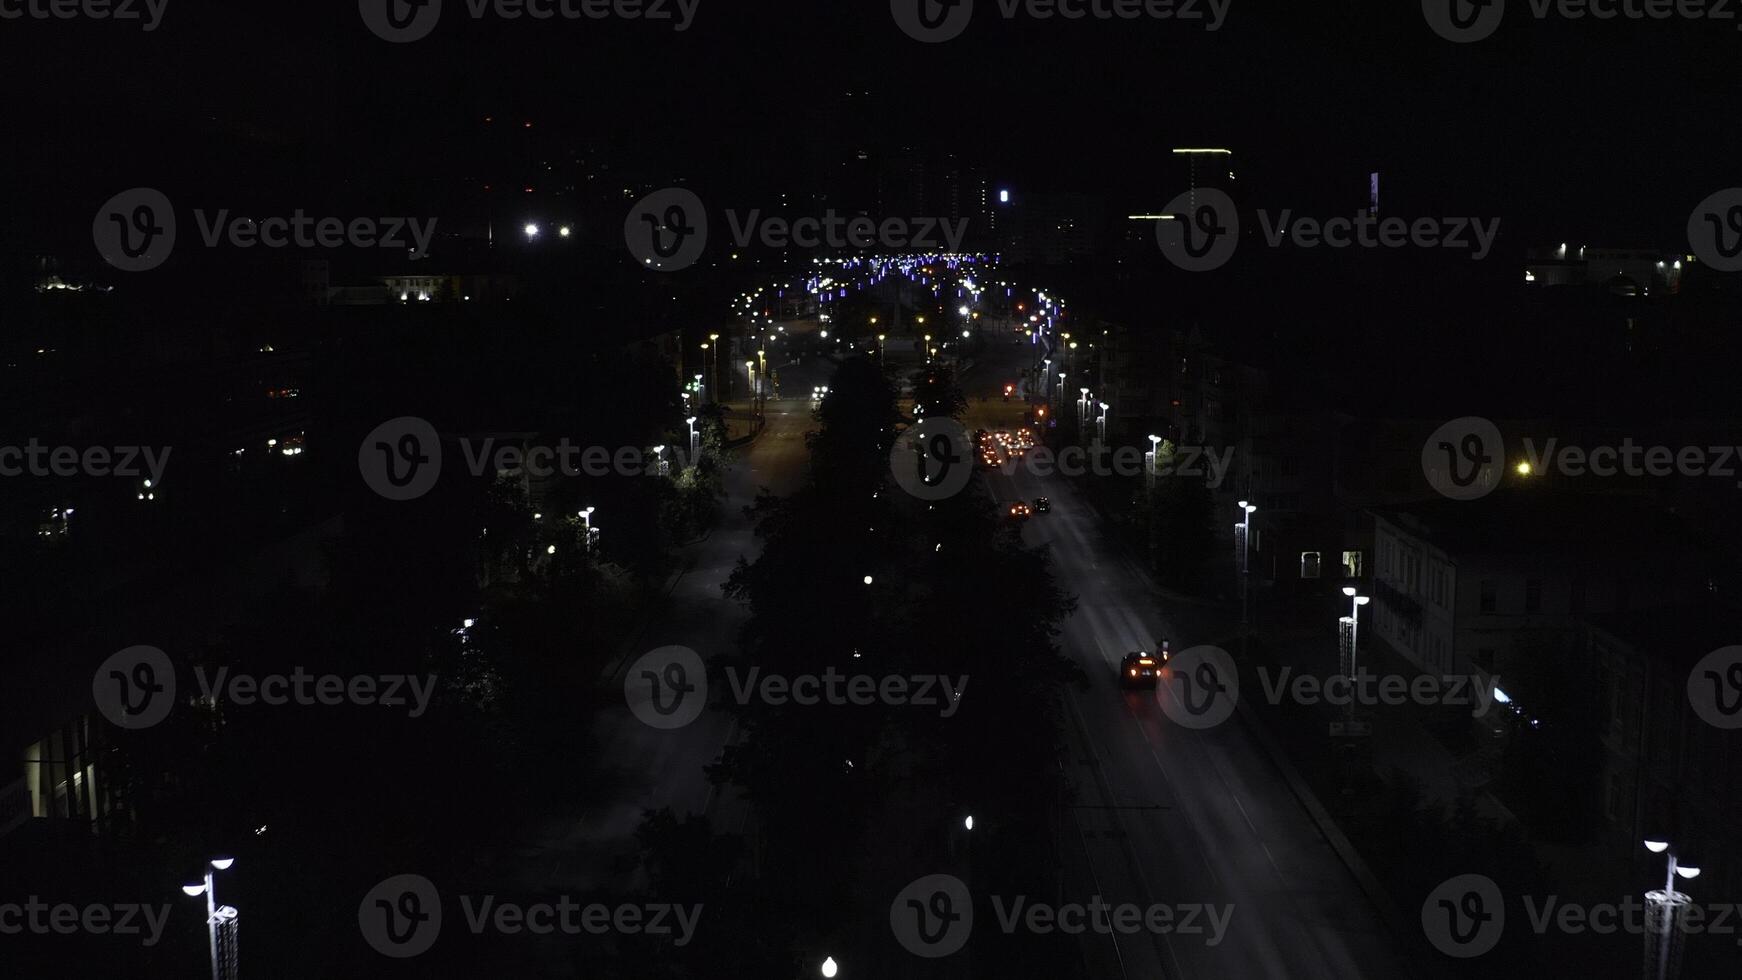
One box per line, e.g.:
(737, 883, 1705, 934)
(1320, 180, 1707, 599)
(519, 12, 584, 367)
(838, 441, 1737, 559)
(1147, 434, 1163, 483)
(1237, 501, 1257, 626)
(182, 858, 237, 980)
(580, 506, 598, 554)
(686, 416, 699, 464)
(1096, 402, 1109, 448)
(1643, 839, 1702, 980)
(1335, 587, 1372, 738)
(708, 333, 720, 401)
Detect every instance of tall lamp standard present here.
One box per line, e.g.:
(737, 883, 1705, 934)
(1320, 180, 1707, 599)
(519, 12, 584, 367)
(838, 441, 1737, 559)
(182, 858, 237, 980)
(745, 360, 758, 415)
(686, 416, 699, 464)
(1340, 587, 1370, 672)
(1096, 402, 1109, 448)
(708, 333, 720, 400)
(1236, 501, 1257, 626)
(1334, 587, 1372, 738)
(1147, 434, 1163, 484)
(1643, 839, 1702, 980)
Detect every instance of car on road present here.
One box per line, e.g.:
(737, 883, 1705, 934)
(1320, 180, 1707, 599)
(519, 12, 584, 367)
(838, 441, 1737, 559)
(1034, 497, 1051, 513)
(1119, 651, 1162, 688)
(1007, 502, 1032, 521)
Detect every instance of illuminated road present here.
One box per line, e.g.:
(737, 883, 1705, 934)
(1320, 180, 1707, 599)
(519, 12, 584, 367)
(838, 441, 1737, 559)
(962, 336, 1412, 979)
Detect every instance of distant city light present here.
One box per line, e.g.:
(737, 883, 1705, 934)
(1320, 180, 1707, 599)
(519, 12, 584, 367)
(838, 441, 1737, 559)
(524, 223, 540, 239)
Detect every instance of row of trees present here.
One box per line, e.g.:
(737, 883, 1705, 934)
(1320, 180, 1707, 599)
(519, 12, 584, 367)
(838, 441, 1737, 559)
(630, 356, 1084, 976)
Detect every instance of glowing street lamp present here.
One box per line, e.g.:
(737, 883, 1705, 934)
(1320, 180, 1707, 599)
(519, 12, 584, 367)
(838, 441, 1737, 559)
(1238, 501, 1258, 625)
(1643, 838, 1702, 980)
(183, 858, 238, 980)
(1147, 434, 1163, 476)
(821, 956, 839, 978)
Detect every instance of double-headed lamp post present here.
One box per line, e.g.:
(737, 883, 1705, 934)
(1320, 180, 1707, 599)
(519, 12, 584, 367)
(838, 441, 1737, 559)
(182, 858, 237, 980)
(1147, 434, 1163, 480)
(1644, 839, 1702, 980)
(686, 416, 700, 463)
